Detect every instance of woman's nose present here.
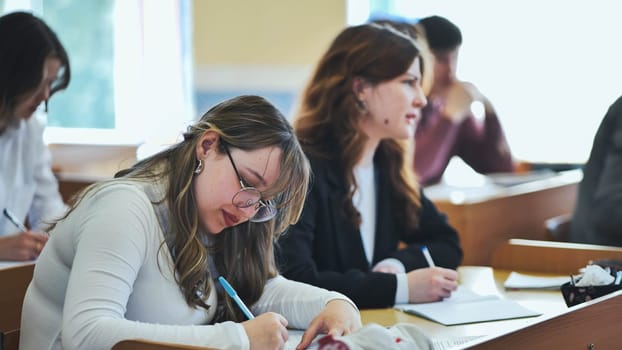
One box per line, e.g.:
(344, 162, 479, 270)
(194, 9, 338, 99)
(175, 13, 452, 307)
(41, 84, 51, 101)
(413, 87, 427, 108)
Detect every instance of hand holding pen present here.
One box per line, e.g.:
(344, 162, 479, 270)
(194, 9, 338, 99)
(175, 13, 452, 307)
(421, 245, 436, 267)
(403, 246, 459, 303)
(0, 208, 48, 261)
(218, 276, 289, 349)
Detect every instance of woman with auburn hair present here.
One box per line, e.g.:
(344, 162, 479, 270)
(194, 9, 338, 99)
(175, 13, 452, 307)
(278, 24, 463, 309)
(20, 95, 361, 350)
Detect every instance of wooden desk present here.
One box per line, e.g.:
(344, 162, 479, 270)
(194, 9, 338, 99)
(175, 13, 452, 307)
(467, 289, 622, 349)
(55, 173, 103, 203)
(50, 143, 138, 202)
(492, 239, 622, 274)
(361, 269, 567, 341)
(111, 264, 617, 349)
(363, 269, 622, 349)
(363, 240, 622, 348)
(102, 239, 622, 349)
(0, 263, 35, 350)
(113, 339, 212, 350)
(426, 170, 581, 265)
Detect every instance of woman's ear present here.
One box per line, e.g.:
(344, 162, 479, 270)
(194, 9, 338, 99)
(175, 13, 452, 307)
(352, 76, 369, 101)
(195, 130, 219, 159)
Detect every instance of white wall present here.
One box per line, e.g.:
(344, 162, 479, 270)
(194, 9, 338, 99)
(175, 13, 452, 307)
(353, 0, 622, 163)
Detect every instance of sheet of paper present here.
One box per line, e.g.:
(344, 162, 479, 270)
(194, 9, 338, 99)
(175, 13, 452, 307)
(504, 271, 570, 290)
(395, 286, 541, 326)
(485, 170, 556, 186)
(286, 329, 321, 350)
(442, 285, 498, 303)
(431, 335, 484, 350)
(456, 266, 501, 298)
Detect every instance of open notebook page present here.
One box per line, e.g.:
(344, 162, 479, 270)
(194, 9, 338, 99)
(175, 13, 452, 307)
(395, 286, 541, 326)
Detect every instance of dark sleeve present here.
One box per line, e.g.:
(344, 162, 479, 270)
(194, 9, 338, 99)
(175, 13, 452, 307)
(389, 191, 463, 270)
(456, 110, 514, 174)
(276, 172, 398, 309)
(589, 99, 622, 242)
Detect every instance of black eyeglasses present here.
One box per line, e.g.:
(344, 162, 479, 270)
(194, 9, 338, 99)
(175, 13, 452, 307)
(223, 143, 277, 223)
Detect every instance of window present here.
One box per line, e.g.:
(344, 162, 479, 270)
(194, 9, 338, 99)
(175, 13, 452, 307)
(2, 0, 194, 145)
(350, 0, 622, 163)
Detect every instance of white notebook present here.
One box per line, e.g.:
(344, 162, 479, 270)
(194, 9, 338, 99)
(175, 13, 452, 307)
(395, 286, 541, 326)
(504, 271, 570, 290)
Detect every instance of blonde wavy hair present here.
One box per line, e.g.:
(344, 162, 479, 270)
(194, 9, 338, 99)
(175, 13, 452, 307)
(57, 95, 310, 322)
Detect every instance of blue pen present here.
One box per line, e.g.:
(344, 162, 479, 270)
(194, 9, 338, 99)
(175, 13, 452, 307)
(421, 245, 436, 267)
(218, 276, 255, 320)
(3, 208, 28, 232)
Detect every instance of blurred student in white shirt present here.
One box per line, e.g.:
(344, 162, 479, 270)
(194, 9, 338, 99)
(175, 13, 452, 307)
(0, 11, 70, 260)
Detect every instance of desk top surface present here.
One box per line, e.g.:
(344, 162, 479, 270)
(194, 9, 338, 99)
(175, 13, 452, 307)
(5, 262, 612, 349)
(361, 268, 568, 341)
(424, 169, 582, 205)
(0, 260, 34, 271)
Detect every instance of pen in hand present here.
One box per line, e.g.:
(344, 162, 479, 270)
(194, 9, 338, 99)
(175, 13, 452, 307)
(421, 245, 436, 267)
(218, 276, 255, 320)
(3, 208, 28, 232)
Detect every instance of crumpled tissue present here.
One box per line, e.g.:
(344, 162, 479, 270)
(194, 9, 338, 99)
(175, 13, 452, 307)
(575, 264, 615, 286)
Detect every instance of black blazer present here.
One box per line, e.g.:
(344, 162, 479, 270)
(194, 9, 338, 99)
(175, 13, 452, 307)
(277, 151, 463, 308)
(569, 95, 622, 245)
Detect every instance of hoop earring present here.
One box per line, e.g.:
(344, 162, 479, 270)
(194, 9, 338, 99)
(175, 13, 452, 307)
(356, 99, 369, 114)
(194, 159, 203, 174)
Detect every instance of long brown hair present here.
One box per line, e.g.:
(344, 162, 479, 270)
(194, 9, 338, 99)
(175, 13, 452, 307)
(294, 23, 423, 230)
(57, 95, 310, 321)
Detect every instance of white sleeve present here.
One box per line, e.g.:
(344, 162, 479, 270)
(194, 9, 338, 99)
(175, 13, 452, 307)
(394, 273, 409, 304)
(60, 185, 249, 350)
(252, 275, 358, 329)
(28, 118, 66, 231)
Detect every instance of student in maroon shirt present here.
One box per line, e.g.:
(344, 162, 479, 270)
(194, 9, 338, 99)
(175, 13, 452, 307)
(414, 16, 514, 186)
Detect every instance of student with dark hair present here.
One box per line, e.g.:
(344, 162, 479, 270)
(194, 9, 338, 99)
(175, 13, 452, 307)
(415, 15, 514, 185)
(278, 23, 462, 309)
(569, 96, 622, 246)
(419, 15, 462, 52)
(0, 11, 70, 260)
(20, 95, 361, 350)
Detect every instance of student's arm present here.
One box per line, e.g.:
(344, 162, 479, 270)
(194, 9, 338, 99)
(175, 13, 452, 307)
(455, 111, 514, 174)
(277, 175, 398, 309)
(253, 275, 358, 330)
(589, 100, 622, 242)
(27, 117, 67, 231)
(453, 83, 514, 174)
(58, 186, 249, 350)
(389, 191, 463, 271)
(254, 275, 361, 349)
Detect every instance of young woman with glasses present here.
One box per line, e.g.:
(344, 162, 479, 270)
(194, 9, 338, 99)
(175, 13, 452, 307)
(20, 95, 361, 350)
(277, 24, 463, 309)
(0, 12, 69, 260)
